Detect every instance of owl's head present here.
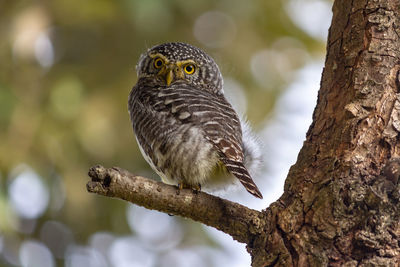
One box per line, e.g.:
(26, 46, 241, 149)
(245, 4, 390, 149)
(136, 42, 223, 93)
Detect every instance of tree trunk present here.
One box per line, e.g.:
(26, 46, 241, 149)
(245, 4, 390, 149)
(253, 0, 400, 265)
(87, 0, 400, 266)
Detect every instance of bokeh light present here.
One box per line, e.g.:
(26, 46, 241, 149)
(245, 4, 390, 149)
(34, 31, 54, 68)
(158, 248, 209, 267)
(108, 236, 155, 267)
(126, 205, 183, 251)
(194, 11, 236, 48)
(203, 225, 251, 267)
(224, 78, 247, 115)
(11, 6, 51, 63)
(40, 221, 74, 259)
(65, 245, 108, 267)
(286, 0, 332, 41)
(250, 37, 309, 90)
(19, 240, 54, 267)
(8, 165, 49, 219)
(88, 232, 115, 263)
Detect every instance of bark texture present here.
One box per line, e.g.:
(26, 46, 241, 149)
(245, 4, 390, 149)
(87, 0, 400, 266)
(254, 0, 400, 265)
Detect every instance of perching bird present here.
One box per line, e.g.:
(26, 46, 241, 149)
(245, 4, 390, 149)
(128, 42, 263, 198)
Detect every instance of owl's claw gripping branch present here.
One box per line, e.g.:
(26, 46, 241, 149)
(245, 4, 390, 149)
(86, 165, 266, 245)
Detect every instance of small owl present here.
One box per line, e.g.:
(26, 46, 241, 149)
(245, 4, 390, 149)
(128, 42, 263, 198)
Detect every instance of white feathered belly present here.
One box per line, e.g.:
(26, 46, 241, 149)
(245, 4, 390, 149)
(135, 126, 236, 189)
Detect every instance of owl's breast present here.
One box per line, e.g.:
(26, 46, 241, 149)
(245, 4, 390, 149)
(129, 83, 240, 188)
(136, 122, 221, 187)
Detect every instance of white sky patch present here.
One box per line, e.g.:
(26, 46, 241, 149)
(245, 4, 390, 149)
(286, 0, 332, 41)
(257, 61, 323, 209)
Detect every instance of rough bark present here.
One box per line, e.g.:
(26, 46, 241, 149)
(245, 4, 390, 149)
(87, 0, 400, 266)
(254, 0, 400, 265)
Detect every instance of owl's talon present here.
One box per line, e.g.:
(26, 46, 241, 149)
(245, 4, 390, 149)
(176, 182, 185, 196)
(192, 183, 201, 193)
(177, 182, 201, 194)
(178, 181, 191, 190)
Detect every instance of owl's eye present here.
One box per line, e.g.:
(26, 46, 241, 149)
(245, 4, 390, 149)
(154, 58, 164, 68)
(184, 64, 195, 75)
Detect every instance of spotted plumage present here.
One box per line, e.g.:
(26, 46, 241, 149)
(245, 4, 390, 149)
(129, 42, 263, 198)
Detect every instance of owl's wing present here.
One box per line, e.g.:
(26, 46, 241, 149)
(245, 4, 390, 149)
(198, 94, 263, 199)
(154, 85, 263, 198)
(129, 85, 184, 182)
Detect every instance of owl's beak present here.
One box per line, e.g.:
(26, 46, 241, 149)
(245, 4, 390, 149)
(165, 69, 173, 86)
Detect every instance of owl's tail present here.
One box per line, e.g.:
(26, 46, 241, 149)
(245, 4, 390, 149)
(223, 159, 263, 199)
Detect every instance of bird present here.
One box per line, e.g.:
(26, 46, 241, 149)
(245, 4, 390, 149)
(128, 42, 263, 198)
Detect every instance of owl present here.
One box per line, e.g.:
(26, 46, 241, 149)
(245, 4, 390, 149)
(128, 42, 263, 198)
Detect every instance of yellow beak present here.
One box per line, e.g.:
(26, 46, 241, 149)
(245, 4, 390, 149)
(166, 69, 173, 86)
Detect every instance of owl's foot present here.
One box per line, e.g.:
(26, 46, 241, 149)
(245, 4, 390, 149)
(177, 182, 201, 194)
(192, 183, 201, 194)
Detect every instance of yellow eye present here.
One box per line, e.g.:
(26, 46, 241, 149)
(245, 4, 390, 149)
(184, 64, 195, 75)
(154, 57, 164, 68)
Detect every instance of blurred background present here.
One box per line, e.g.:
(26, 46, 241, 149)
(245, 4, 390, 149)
(0, 0, 332, 266)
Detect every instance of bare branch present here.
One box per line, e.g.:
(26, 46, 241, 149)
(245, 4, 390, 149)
(87, 165, 266, 245)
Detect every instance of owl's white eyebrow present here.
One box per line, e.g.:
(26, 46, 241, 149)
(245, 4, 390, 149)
(148, 53, 169, 63)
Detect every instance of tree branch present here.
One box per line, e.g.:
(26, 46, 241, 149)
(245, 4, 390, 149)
(87, 165, 267, 245)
